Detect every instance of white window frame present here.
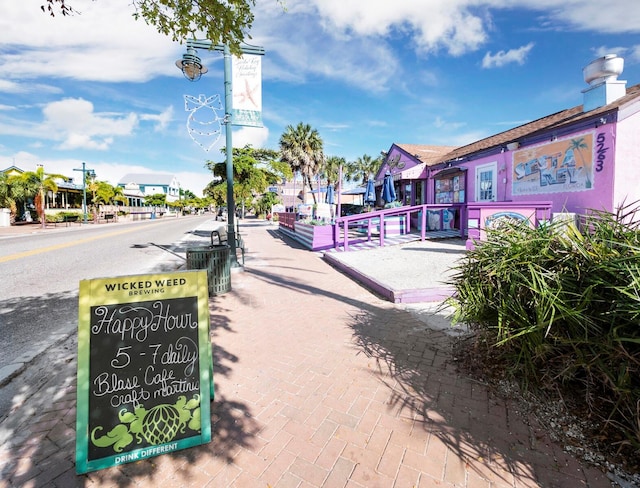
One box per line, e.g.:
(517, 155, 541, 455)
(475, 162, 497, 202)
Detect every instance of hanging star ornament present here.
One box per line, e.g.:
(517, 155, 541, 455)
(184, 94, 224, 152)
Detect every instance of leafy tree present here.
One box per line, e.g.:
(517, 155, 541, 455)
(0, 173, 17, 221)
(87, 180, 127, 220)
(204, 145, 290, 216)
(344, 153, 383, 186)
(279, 122, 325, 203)
(13, 166, 67, 228)
(40, 0, 265, 55)
(180, 189, 197, 200)
(254, 190, 280, 217)
(144, 193, 167, 207)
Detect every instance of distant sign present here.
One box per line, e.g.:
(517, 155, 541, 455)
(75, 270, 212, 474)
(298, 204, 313, 216)
(268, 186, 279, 193)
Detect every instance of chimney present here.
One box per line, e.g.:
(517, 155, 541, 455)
(582, 54, 626, 112)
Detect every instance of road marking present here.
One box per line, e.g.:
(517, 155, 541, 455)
(0, 227, 142, 263)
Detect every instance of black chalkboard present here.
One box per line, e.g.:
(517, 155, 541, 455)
(76, 271, 212, 474)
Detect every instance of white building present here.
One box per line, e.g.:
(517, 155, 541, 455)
(117, 173, 181, 203)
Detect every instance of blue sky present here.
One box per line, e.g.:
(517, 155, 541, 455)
(1, 1, 639, 196)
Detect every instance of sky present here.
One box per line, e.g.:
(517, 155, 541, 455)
(1, 1, 639, 196)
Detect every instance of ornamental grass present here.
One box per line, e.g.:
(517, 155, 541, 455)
(447, 202, 640, 459)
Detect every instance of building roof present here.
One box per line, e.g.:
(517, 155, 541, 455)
(394, 144, 458, 166)
(435, 82, 640, 165)
(118, 173, 177, 186)
(1, 166, 24, 176)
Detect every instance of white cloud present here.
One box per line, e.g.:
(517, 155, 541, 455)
(0, 98, 173, 151)
(232, 126, 270, 149)
(482, 43, 535, 69)
(254, 0, 640, 92)
(592, 45, 640, 64)
(0, 79, 63, 96)
(2, 0, 637, 95)
(0, 1, 183, 83)
(434, 116, 466, 131)
(0, 80, 24, 94)
(539, 0, 640, 33)
(253, 3, 401, 93)
(305, 0, 489, 56)
(40, 98, 138, 150)
(140, 106, 174, 132)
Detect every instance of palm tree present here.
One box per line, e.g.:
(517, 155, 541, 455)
(322, 156, 345, 188)
(344, 153, 383, 186)
(87, 180, 127, 221)
(14, 166, 67, 228)
(111, 185, 127, 207)
(279, 122, 325, 203)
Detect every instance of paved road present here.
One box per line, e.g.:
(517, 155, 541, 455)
(0, 215, 222, 404)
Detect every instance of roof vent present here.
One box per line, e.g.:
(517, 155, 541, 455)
(582, 54, 626, 112)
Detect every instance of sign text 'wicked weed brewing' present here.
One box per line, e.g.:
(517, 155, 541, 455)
(75, 270, 212, 474)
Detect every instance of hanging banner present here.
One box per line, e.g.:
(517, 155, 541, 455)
(232, 54, 262, 127)
(75, 270, 213, 474)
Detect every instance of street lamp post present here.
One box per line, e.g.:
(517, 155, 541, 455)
(73, 162, 95, 224)
(176, 40, 264, 267)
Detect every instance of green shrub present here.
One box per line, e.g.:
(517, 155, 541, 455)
(447, 203, 640, 452)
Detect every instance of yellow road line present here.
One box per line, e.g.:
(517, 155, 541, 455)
(0, 227, 142, 264)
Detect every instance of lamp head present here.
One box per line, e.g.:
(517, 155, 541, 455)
(175, 47, 208, 82)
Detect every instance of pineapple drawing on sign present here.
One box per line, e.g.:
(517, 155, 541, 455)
(184, 94, 224, 152)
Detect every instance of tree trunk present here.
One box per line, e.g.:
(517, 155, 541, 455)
(306, 175, 317, 204)
(35, 192, 46, 229)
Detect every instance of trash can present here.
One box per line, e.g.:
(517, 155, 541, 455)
(0, 208, 10, 227)
(186, 245, 231, 296)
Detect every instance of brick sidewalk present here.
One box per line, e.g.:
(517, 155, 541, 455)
(0, 221, 613, 487)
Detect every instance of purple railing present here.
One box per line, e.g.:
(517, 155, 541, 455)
(333, 204, 465, 251)
(279, 201, 553, 252)
(277, 212, 296, 230)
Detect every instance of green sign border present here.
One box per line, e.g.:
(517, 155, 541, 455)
(75, 270, 212, 474)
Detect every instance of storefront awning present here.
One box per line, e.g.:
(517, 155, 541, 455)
(377, 163, 427, 185)
(433, 166, 467, 178)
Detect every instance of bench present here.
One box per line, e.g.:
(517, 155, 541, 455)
(53, 214, 81, 226)
(103, 213, 115, 223)
(211, 229, 246, 265)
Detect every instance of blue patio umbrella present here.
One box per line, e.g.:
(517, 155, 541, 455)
(325, 184, 335, 204)
(364, 178, 376, 206)
(381, 171, 396, 204)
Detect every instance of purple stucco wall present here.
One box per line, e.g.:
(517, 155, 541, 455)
(613, 108, 640, 209)
(459, 126, 618, 215)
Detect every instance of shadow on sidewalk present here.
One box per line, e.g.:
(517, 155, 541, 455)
(229, 262, 593, 487)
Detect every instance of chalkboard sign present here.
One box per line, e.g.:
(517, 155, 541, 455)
(76, 270, 212, 474)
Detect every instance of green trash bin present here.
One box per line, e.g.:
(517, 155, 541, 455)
(186, 245, 231, 296)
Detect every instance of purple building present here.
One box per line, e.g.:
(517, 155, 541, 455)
(376, 55, 640, 245)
